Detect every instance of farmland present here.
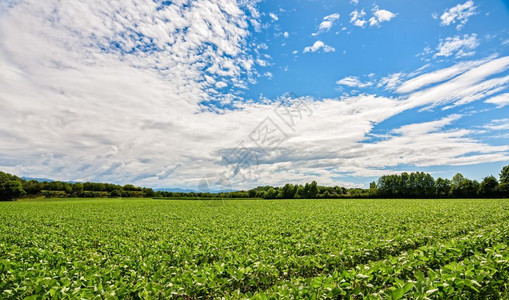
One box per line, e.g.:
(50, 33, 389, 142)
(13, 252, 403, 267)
(1, 198, 509, 299)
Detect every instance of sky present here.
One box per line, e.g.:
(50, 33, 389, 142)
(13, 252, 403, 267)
(0, 0, 508, 191)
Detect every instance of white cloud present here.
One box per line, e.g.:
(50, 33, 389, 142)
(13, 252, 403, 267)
(434, 34, 479, 58)
(350, 9, 366, 27)
(482, 118, 509, 131)
(303, 41, 335, 53)
(440, 0, 478, 30)
(0, 2, 508, 189)
(283, 31, 289, 38)
(405, 56, 509, 109)
(256, 58, 268, 66)
(369, 7, 397, 26)
(378, 72, 405, 90)
(368, 114, 509, 168)
(485, 93, 509, 108)
(269, 12, 278, 21)
(351, 0, 359, 5)
(318, 13, 340, 31)
(337, 76, 373, 88)
(397, 57, 493, 93)
(215, 81, 227, 89)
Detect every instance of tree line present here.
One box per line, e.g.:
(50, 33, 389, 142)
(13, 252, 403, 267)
(1, 164, 508, 201)
(155, 166, 509, 199)
(0, 172, 156, 201)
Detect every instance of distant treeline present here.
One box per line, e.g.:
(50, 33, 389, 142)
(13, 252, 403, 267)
(158, 165, 508, 199)
(0, 172, 155, 201)
(1, 164, 508, 201)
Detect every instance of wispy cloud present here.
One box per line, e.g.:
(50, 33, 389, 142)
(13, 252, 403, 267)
(1, 55, 508, 188)
(439, 0, 478, 30)
(485, 93, 509, 108)
(482, 118, 509, 131)
(396, 57, 492, 93)
(378, 73, 405, 90)
(0, 1, 507, 189)
(434, 34, 479, 58)
(337, 76, 373, 88)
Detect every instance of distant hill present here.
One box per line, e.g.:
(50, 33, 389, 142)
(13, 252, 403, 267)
(154, 188, 198, 193)
(154, 188, 236, 194)
(21, 177, 54, 182)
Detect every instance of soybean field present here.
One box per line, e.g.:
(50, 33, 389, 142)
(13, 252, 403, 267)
(1, 198, 509, 299)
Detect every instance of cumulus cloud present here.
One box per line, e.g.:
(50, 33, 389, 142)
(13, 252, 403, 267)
(303, 41, 335, 53)
(440, 0, 478, 30)
(434, 34, 479, 58)
(318, 13, 340, 32)
(485, 93, 509, 108)
(369, 7, 397, 26)
(1, 54, 509, 188)
(350, 9, 367, 27)
(0, 1, 508, 189)
(337, 76, 373, 88)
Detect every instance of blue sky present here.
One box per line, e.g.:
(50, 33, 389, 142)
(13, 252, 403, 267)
(246, 1, 508, 99)
(0, 0, 508, 189)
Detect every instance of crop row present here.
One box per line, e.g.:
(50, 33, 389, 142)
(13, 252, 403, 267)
(1, 198, 509, 298)
(252, 222, 509, 299)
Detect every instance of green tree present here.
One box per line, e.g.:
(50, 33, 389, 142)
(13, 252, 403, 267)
(309, 181, 319, 198)
(496, 182, 509, 198)
(303, 183, 310, 198)
(73, 183, 84, 195)
(110, 189, 122, 197)
(479, 176, 498, 197)
(0, 180, 25, 201)
(295, 185, 305, 198)
(123, 184, 141, 191)
(63, 183, 73, 194)
(450, 173, 477, 198)
(369, 181, 377, 196)
(264, 187, 277, 199)
(435, 178, 451, 197)
(142, 188, 155, 197)
(281, 183, 296, 199)
(500, 165, 509, 184)
(23, 180, 41, 195)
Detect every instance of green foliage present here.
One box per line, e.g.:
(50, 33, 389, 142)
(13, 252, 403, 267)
(1, 171, 148, 199)
(1, 198, 509, 298)
(500, 165, 509, 184)
(0, 171, 25, 201)
(0, 180, 25, 201)
(479, 176, 499, 197)
(450, 173, 478, 198)
(72, 183, 84, 195)
(308, 181, 318, 198)
(264, 187, 277, 199)
(377, 172, 435, 198)
(496, 182, 509, 198)
(435, 177, 451, 197)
